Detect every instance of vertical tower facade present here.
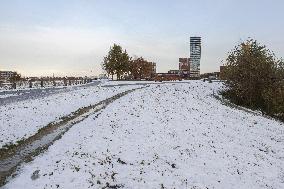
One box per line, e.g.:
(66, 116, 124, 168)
(190, 37, 201, 77)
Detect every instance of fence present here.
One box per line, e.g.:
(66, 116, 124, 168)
(0, 78, 94, 90)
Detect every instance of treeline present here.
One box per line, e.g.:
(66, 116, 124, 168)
(222, 39, 284, 120)
(102, 44, 155, 80)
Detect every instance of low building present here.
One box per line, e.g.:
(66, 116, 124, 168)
(0, 71, 16, 80)
(28, 77, 40, 81)
(200, 72, 220, 79)
(168, 70, 180, 74)
(155, 73, 182, 81)
(190, 70, 200, 78)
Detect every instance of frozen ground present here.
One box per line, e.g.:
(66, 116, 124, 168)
(3, 81, 284, 189)
(0, 83, 141, 148)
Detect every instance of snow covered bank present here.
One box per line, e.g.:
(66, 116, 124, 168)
(4, 81, 284, 189)
(0, 84, 142, 148)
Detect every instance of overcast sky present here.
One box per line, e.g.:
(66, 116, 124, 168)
(0, 0, 284, 77)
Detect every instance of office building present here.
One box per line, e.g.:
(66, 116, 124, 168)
(150, 62, 157, 75)
(190, 37, 201, 77)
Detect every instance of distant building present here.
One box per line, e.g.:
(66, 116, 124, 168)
(150, 62, 157, 76)
(168, 70, 180, 74)
(179, 58, 190, 77)
(28, 77, 40, 81)
(190, 37, 201, 77)
(179, 58, 190, 70)
(200, 72, 220, 79)
(0, 71, 16, 80)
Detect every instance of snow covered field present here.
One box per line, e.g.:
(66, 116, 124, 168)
(0, 84, 142, 148)
(4, 81, 284, 189)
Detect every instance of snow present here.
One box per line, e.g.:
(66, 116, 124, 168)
(4, 81, 284, 189)
(0, 84, 141, 148)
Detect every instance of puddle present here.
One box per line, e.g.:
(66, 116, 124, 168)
(0, 87, 144, 186)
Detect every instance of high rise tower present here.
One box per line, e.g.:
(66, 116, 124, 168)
(190, 37, 201, 77)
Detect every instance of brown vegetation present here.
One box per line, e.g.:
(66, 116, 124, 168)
(102, 44, 155, 80)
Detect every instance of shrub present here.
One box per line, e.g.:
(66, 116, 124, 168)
(222, 39, 284, 120)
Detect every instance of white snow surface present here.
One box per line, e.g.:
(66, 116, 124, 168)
(0, 84, 141, 148)
(4, 81, 284, 189)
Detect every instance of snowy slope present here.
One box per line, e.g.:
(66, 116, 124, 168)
(0, 84, 141, 148)
(4, 81, 284, 189)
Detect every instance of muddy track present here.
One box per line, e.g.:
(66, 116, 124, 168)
(0, 86, 146, 187)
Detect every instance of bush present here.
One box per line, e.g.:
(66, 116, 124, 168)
(222, 39, 284, 120)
